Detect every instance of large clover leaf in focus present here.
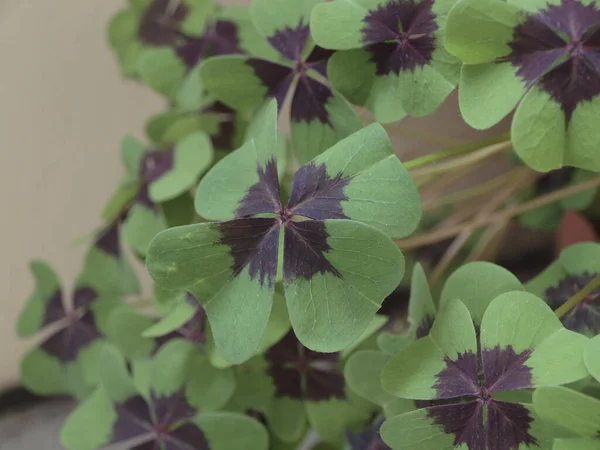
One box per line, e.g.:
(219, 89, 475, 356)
(146, 100, 421, 364)
(310, 0, 462, 124)
(380, 293, 590, 449)
(199, 0, 362, 164)
(445, 0, 600, 172)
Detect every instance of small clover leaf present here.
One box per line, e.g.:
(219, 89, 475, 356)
(227, 328, 377, 445)
(60, 342, 257, 450)
(310, 0, 462, 123)
(104, 133, 213, 256)
(199, 0, 362, 163)
(380, 293, 589, 449)
(17, 225, 138, 398)
(146, 101, 421, 364)
(527, 242, 600, 336)
(445, 0, 600, 172)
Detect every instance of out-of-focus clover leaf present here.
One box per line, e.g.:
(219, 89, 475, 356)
(445, 0, 600, 172)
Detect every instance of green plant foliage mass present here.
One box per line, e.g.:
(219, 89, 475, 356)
(14, 0, 600, 449)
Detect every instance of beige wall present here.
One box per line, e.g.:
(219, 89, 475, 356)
(0, 0, 163, 389)
(0, 0, 504, 390)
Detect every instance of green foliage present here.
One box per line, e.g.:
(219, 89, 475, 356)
(15, 0, 600, 448)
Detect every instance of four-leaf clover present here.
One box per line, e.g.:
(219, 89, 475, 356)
(445, 0, 600, 172)
(146, 100, 421, 364)
(311, 0, 461, 123)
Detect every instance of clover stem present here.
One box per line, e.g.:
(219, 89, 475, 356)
(403, 132, 511, 171)
(555, 273, 600, 319)
(397, 175, 600, 250)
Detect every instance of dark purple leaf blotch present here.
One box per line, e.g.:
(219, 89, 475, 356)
(286, 162, 351, 220)
(434, 352, 480, 399)
(283, 220, 342, 283)
(246, 59, 295, 110)
(265, 330, 345, 401)
(427, 401, 484, 449)
(177, 20, 242, 68)
(290, 76, 333, 125)
(138, 0, 189, 46)
(505, 0, 600, 122)
(267, 22, 310, 62)
(482, 346, 533, 393)
(361, 0, 438, 75)
(41, 289, 66, 328)
(40, 311, 101, 363)
(215, 218, 280, 287)
(545, 271, 600, 334)
(95, 223, 121, 258)
(236, 158, 282, 218)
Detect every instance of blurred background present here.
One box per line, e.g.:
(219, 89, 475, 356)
(0, 0, 504, 447)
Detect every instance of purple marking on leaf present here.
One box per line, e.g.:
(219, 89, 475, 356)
(267, 22, 310, 62)
(265, 330, 346, 401)
(129, 441, 157, 450)
(416, 315, 435, 339)
(215, 218, 280, 287)
(95, 223, 121, 258)
(482, 345, 533, 393)
(41, 290, 66, 328)
(283, 220, 342, 283)
(505, 0, 600, 122)
(135, 183, 159, 211)
(305, 46, 335, 78)
(286, 162, 351, 220)
(427, 401, 484, 449)
(202, 101, 237, 150)
(141, 150, 175, 183)
(138, 0, 189, 46)
(346, 420, 391, 450)
(40, 311, 101, 363)
(361, 0, 438, 75)
(434, 352, 480, 399)
(72, 287, 98, 311)
(246, 59, 295, 110)
(163, 423, 210, 450)
(114, 395, 154, 442)
(150, 389, 196, 427)
(177, 20, 242, 68)
(245, 409, 268, 426)
(486, 400, 538, 449)
(545, 272, 600, 334)
(290, 76, 333, 124)
(236, 158, 282, 217)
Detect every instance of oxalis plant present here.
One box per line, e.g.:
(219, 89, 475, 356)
(14, 0, 600, 449)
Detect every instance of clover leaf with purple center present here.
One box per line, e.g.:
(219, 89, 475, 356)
(527, 242, 600, 336)
(17, 225, 139, 398)
(345, 262, 525, 419)
(380, 293, 589, 449)
(145, 100, 421, 364)
(198, 0, 363, 164)
(226, 328, 377, 445)
(310, 0, 461, 124)
(60, 341, 260, 450)
(445, 0, 600, 172)
(103, 133, 214, 256)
